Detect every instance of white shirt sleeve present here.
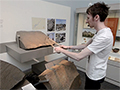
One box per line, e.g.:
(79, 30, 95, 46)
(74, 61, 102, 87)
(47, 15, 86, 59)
(87, 35, 110, 54)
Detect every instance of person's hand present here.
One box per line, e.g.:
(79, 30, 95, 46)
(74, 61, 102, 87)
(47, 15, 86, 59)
(54, 47, 63, 53)
(60, 45, 70, 49)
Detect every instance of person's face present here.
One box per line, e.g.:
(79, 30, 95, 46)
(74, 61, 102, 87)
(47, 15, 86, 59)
(86, 14, 94, 28)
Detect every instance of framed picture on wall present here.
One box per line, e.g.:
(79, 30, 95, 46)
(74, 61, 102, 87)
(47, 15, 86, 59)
(55, 33, 66, 43)
(82, 29, 95, 38)
(32, 17, 46, 30)
(56, 19, 66, 31)
(47, 32, 55, 41)
(47, 18, 55, 31)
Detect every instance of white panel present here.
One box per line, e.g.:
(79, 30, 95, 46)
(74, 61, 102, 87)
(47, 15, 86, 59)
(77, 14, 84, 45)
(108, 13, 115, 18)
(83, 14, 90, 29)
(116, 12, 120, 30)
(106, 63, 120, 84)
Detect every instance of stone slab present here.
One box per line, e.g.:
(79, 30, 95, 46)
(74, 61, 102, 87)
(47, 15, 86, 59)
(16, 31, 55, 50)
(39, 60, 81, 90)
(0, 60, 25, 90)
(6, 42, 53, 63)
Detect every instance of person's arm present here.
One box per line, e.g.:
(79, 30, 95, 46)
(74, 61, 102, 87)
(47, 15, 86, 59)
(54, 47, 93, 61)
(60, 39, 93, 50)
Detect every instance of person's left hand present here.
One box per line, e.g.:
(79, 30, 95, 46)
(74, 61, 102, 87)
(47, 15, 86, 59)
(54, 47, 63, 53)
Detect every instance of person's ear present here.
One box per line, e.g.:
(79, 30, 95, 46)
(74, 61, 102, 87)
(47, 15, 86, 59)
(94, 15, 99, 21)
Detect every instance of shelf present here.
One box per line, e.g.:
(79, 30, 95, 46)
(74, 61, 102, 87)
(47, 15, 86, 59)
(6, 42, 53, 63)
(109, 51, 120, 62)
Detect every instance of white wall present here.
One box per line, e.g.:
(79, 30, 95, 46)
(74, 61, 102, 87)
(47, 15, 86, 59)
(44, 0, 120, 46)
(0, 0, 71, 71)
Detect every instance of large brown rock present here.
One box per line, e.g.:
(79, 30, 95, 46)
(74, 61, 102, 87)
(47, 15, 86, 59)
(16, 31, 55, 50)
(0, 60, 25, 89)
(39, 60, 81, 90)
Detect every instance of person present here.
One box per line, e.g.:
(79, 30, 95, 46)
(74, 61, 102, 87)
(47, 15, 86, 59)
(54, 2, 113, 90)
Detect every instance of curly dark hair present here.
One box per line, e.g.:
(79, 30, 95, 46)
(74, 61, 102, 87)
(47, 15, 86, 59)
(86, 2, 110, 22)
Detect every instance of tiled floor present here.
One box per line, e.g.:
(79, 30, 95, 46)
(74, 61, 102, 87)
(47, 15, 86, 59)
(78, 70, 120, 90)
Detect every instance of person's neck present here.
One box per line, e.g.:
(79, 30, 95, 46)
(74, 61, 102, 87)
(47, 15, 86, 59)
(94, 21, 107, 33)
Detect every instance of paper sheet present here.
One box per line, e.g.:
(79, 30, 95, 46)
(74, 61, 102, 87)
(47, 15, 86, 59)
(21, 83, 36, 90)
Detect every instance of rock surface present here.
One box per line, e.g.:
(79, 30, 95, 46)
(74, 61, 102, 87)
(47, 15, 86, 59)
(16, 31, 55, 49)
(0, 60, 25, 89)
(39, 60, 81, 90)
